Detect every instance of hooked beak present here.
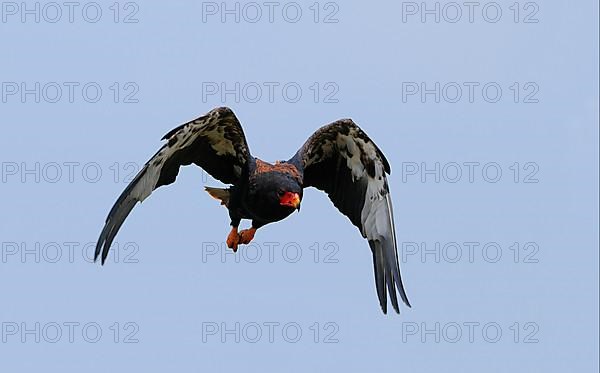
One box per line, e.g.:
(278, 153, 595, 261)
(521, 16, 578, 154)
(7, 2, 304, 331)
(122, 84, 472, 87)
(280, 192, 301, 211)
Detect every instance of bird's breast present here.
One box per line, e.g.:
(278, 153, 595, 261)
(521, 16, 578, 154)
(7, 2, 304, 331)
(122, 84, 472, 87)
(241, 190, 293, 225)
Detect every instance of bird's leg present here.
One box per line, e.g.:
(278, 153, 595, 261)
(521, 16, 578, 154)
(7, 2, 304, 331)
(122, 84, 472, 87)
(238, 227, 257, 245)
(226, 226, 240, 252)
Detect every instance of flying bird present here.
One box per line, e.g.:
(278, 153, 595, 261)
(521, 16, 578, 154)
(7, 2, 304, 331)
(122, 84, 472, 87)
(95, 107, 411, 314)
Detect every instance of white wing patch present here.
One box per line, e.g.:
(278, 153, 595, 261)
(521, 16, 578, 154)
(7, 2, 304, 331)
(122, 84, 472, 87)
(360, 163, 390, 240)
(338, 133, 364, 181)
(333, 129, 391, 241)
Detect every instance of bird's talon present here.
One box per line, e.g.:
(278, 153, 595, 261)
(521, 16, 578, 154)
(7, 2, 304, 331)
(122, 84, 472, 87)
(226, 227, 240, 252)
(238, 227, 257, 245)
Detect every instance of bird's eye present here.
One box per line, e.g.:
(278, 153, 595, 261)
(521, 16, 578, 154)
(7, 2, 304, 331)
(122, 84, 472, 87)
(278, 190, 285, 197)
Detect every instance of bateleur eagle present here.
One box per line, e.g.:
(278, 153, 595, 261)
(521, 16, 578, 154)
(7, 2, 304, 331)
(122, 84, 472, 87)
(95, 107, 411, 314)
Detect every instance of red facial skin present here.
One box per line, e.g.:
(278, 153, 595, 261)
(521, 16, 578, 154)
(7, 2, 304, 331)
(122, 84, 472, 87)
(279, 192, 301, 210)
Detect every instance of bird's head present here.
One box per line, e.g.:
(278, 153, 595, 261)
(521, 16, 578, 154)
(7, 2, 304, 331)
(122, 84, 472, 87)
(275, 175, 302, 211)
(249, 160, 303, 214)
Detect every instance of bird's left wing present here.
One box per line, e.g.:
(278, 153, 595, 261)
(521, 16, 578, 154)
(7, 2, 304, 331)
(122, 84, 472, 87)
(289, 119, 410, 314)
(95, 107, 250, 264)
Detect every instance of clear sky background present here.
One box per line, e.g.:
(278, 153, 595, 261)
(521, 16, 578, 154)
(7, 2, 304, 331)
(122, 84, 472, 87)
(1, 1, 598, 372)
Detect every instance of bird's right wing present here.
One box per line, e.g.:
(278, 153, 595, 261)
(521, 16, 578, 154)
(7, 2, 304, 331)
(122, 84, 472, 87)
(95, 107, 250, 264)
(289, 119, 410, 314)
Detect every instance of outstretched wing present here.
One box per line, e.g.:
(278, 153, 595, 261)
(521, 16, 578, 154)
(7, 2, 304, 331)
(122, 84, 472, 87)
(95, 107, 250, 264)
(289, 120, 410, 314)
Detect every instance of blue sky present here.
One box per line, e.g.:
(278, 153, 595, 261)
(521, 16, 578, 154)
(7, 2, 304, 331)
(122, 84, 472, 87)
(1, 1, 598, 372)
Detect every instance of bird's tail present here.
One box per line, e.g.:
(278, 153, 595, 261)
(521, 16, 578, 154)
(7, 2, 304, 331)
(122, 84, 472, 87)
(205, 187, 230, 206)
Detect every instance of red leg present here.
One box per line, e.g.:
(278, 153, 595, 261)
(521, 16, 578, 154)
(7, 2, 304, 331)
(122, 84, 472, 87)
(226, 226, 240, 252)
